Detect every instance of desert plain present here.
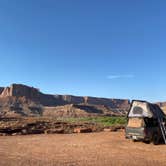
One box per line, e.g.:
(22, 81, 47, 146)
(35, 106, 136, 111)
(0, 131, 165, 166)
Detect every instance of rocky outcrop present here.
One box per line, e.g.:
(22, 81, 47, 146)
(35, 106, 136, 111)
(0, 96, 42, 117)
(39, 94, 65, 106)
(1, 83, 165, 117)
(0, 87, 11, 97)
(42, 104, 126, 118)
(83, 97, 130, 109)
(55, 95, 85, 104)
(54, 95, 130, 110)
(0, 118, 101, 135)
(0, 83, 131, 117)
(156, 102, 166, 107)
(0, 84, 40, 100)
(0, 83, 130, 108)
(0, 87, 4, 95)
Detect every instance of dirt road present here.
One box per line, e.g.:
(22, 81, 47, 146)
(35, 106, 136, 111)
(0, 132, 165, 166)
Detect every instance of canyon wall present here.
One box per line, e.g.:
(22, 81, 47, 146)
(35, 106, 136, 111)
(0, 83, 165, 117)
(0, 84, 130, 109)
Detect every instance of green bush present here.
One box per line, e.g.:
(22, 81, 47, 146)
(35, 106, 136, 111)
(59, 116, 127, 127)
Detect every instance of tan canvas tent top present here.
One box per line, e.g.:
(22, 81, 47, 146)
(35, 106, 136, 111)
(127, 100, 165, 119)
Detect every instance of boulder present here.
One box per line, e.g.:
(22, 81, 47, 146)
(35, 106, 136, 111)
(45, 129, 64, 134)
(74, 127, 92, 133)
(103, 128, 111, 132)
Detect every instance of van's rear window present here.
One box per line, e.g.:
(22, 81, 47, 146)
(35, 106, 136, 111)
(127, 118, 144, 128)
(133, 106, 143, 115)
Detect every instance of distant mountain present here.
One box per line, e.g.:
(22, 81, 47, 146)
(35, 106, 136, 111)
(0, 83, 164, 117)
(156, 102, 166, 108)
(0, 84, 130, 117)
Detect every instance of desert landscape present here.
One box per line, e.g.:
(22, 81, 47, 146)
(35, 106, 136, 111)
(0, 84, 130, 118)
(0, 84, 166, 166)
(0, 84, 165, 118)
(0, 132, 166, 166)
(1, 1, 165, 165)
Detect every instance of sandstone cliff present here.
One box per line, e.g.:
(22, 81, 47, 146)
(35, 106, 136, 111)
(0, 87, 4, 94)
(0, 83, 130, 117)
(54, 95, 130, 110)
(0, 84, 40, 99)
(0, 84, 130, 108)
(156, 102, 166, 107)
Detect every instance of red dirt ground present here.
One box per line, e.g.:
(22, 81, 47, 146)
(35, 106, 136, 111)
(0, 132, 165, 166)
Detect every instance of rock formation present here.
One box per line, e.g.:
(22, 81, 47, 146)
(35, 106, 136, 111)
(0, 83, 165, 117)
(0, 87, 4, 94)
(0, 84, 40, 100)
(0, 83, 130, 117)
(156, 102, 166, 107)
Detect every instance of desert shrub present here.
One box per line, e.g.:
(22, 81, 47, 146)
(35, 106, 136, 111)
(59, 116, 127, 127)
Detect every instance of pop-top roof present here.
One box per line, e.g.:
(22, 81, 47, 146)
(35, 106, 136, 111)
(127, 100, 165, 119)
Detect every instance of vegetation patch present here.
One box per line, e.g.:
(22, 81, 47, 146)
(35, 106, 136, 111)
(58, 116, 127, 127)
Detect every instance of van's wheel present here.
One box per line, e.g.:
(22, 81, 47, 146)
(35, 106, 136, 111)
(143, 140, 150, 144)
(152, 134, 159, 145)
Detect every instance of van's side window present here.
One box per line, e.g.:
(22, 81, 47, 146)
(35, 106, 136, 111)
(144, 118, 158, 127)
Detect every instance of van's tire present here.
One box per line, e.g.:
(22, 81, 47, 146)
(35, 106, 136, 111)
(152, 134, 159, 145)
(143, 140, 150, 144)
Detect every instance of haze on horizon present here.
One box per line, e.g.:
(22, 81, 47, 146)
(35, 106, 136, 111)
(0, 0, 165, 102)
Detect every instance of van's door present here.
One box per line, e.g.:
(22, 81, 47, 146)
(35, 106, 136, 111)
(125, 118, 145, 140)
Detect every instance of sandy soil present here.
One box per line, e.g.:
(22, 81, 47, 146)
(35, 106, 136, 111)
(0, 132, 165, 166)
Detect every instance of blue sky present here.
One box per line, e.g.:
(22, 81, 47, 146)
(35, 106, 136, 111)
(0, 0, 165, 102)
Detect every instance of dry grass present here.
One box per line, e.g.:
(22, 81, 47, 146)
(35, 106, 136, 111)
(0, 132, 165, 166)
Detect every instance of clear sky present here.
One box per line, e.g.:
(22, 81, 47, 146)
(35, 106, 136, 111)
(0, 0, 165, 102)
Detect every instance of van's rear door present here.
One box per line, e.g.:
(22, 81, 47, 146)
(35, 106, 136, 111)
(125, 118, 145, 139)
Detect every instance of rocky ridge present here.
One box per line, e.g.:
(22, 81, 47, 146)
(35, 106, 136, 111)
(0, 84, 130, 117)
(0, 83, 165, 117)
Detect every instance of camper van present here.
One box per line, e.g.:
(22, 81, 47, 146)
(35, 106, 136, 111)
(125, 100, 166, 145)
